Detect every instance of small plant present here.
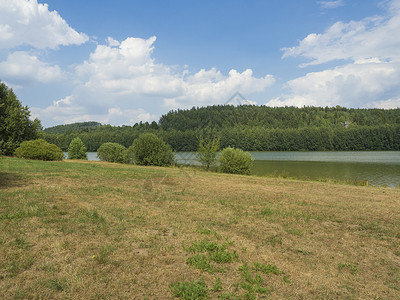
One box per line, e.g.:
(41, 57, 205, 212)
(218, 147, 254, 175)
(93, 245, 114, 264)
(264, 235, 282, 247)
(128, 133, 173, 166)
(14, 139, 64, 161)
(185, 239, 238, 274)
(338, 263, 358, 275)
(195, 136, 220, 171)
(253, 262, 282, 275)
(238, 263, 272, 298)
(47, 278, 68, 292)
(187, 254, 216, 273)
(213, 277, 223, 291)
(170, 278, 208, 300)
(67, 137, 87, 159)
(97, 142, 128, 163)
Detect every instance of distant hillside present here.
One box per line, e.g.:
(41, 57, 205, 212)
(159, 105, 400, 131)
(44, 122, 102, 134)
(42, 106, 400, 152)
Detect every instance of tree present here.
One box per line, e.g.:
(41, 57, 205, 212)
(14, 139, 64, 161)
(97, 142, 128, 163)
(218, 147, 254, 175)
(128, 133, 173, 166)
(195, 136, 220, 171)
(0, 81, 42, 155)
(68, 137, 88, 159)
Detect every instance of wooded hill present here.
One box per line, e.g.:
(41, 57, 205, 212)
(43, 105, 400, 152)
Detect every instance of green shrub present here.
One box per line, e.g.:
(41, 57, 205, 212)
(67, 137, 87, 160)
(218, 147, 254, 175)
(128, 133, 173, 166)
(14, 139, 64, 161)
(97, 142, 128, 163)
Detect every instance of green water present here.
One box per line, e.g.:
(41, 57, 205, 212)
(79, 151, 400, 187)
(175, 151, 400, 188)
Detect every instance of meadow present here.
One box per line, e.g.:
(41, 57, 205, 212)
(0, 157, 399, 299)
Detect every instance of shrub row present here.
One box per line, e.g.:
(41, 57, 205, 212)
(13, 134, 253, 175)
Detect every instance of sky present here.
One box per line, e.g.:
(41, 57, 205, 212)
(1, 0, 400, 128)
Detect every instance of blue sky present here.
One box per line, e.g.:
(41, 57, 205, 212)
(1, 0, 400, 127)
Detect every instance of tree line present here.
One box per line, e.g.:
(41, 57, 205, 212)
(42, 106, 400, 152)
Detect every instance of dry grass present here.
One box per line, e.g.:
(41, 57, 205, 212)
(0, 157, 399, 299)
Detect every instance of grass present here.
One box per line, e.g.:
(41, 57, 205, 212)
(0, 157, 400, 299)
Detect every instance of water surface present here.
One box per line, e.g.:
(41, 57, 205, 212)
(70, 151, 399, 187)
(175, 151, 400, 188)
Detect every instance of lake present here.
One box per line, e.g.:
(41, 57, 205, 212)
(69, 151, 400, 188)
(175, 151, 400, 188)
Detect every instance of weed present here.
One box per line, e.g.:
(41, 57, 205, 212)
(47, 278, 68, 292)
(93, 245, 114, 264)
(338, 263, 358, 275)
(213, 277, 223, 292)
(186, 239, 238, 273)
(264, 235, 282, 247)
(170, 278, 208, 300)
(13, 237, 30, 249)
(296, 249, 313, 255)
(238, 263, 273, 298)
(253, 262, 282, 275)
(261, 207, 274, 217)
(282, 275, 293, 283)
(187, 254, 216, 273)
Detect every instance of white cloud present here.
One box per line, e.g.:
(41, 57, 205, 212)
(0, 0, 88, 49)
(34, 35, 275, 126)
(282, 0, 400, 66)
(275, 0, 400, 109)
(76, 36, 274, 103)
(0, 51, 63, 84)
(265, 60, 400, 108)
(317, 1, 345, 9)
(369, 97, 400, 109)
(166, 68, 274, 108)
(32, 96, 158, 126)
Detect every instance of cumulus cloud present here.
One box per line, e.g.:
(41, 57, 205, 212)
(282, 1, 400, 66)
(273, 0, 400, 109)
(0, 0, 88, 49)
(34, 35, 274, 126)
(32, 96, 158, 126)
(166, 68, 274, 109)
(76, 36, 274, 103)
(266, 60, 400, 107)
(0, 51, 63, 84)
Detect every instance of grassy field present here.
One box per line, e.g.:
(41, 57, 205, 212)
(0, 157, 399, 299)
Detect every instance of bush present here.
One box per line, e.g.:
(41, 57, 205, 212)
(14, 139, 64, 161)
(68, 137, 87, 159)
(129, 133, 173, 166)
(218, 147, 254, 175)
(97, 142, 128, 163)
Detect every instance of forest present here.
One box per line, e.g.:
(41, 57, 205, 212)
(42, 105, 400, 152)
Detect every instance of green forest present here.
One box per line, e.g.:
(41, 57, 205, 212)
(42, 105, 400, 152)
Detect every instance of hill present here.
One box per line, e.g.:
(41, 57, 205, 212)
(42, 105, 400, 152)
(43, 121, 102, 134)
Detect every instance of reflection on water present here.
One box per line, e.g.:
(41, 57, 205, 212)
(175, 151, 400, 188)
(252, 160, 400, 188)
(74, 151, 399, 188)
